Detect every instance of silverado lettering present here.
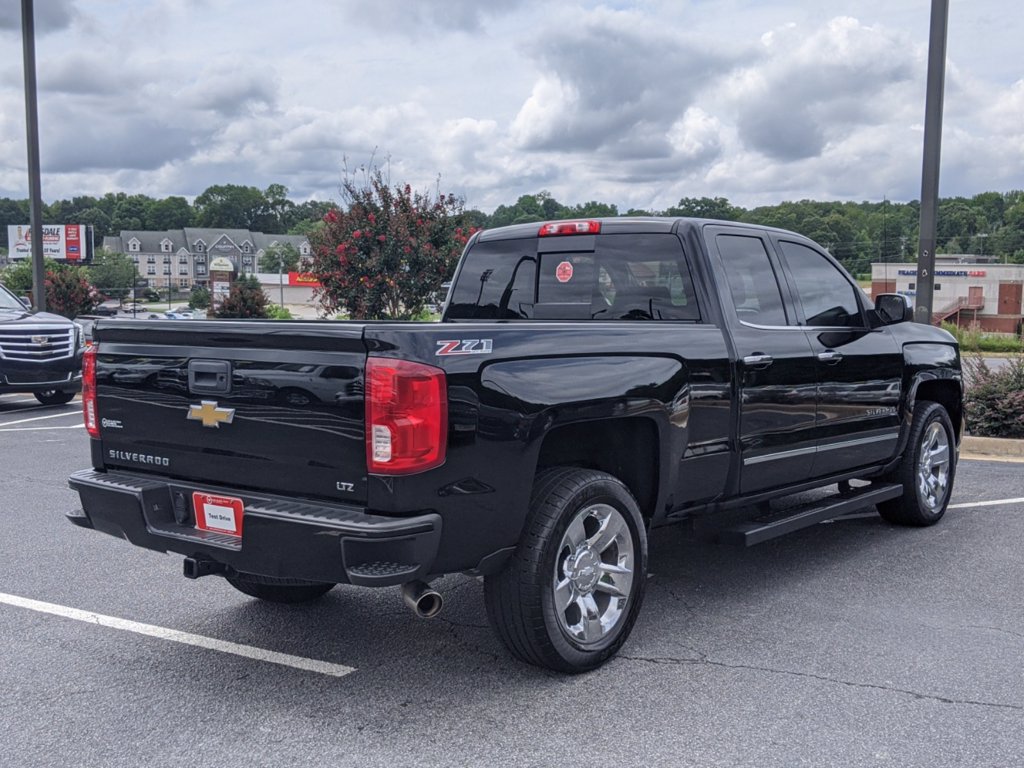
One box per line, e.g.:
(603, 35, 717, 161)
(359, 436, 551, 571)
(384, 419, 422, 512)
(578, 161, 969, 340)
(68, 217, 963, 673)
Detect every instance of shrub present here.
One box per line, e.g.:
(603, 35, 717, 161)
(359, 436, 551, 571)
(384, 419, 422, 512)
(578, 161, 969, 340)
(964, 354, 1024, 438)
(942, 322, 1023, 353)
(308, 167, 473, 320)
(215, 275, 269, 319)
(265, 304, 293, 320)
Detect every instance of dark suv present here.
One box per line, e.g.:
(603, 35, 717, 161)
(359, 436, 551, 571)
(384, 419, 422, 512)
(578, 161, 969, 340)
(0, 283, 84, 405)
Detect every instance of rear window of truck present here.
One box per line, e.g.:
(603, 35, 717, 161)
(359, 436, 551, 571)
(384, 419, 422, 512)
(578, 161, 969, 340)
(446, 233, 700, 321)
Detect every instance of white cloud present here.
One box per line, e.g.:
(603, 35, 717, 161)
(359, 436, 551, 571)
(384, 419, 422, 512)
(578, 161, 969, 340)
(0, 1, 1020, 211)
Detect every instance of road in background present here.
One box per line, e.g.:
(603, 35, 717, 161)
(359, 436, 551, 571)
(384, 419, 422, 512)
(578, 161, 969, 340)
(1, 393, 1022, 767)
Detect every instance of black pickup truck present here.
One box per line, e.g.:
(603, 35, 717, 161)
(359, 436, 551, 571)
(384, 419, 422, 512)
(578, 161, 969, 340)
(68, 217, 962, 672)
(0, 282, 83, 405)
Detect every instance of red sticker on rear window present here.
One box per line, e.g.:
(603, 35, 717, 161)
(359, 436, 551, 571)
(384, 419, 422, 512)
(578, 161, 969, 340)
(555, 261, 574, 283)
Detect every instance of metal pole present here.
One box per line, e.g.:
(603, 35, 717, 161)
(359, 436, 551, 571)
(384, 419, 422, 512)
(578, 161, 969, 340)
(20, 0, 45, 312)
(914, 0, 949, 325)
(279, 257, 284, 307)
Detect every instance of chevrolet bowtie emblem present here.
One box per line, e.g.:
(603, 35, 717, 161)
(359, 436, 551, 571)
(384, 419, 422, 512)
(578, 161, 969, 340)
(187, 400, 235, 428)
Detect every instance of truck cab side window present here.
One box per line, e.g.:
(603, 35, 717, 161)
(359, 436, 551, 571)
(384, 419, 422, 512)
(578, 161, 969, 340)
(717, 235, 788, 326)
(778, 241, 863, 328)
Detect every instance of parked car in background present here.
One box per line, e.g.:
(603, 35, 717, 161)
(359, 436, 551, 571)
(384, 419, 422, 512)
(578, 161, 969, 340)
(93, 300, 121, 316)
(0, 282, 84, 405)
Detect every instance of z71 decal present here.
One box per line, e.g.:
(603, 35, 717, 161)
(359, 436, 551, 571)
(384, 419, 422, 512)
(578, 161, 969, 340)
(436, 339, 493, 356)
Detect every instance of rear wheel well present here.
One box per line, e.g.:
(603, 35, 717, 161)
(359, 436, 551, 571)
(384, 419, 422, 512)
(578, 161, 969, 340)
(536, 418, 659, 521)
(914, 380, 963, 440)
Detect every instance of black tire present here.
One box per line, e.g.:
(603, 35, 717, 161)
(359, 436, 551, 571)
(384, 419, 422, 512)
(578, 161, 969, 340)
(225, 574, 335, 604)
(484, 467, 648, 673)
(33, 390, 76, 406)
(878, 401, 957, 526)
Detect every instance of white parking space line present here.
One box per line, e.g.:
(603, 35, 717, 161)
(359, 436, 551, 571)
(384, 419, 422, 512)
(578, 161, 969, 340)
(0, 592, 357, 678)
(949, 497, 1024, 509)
(0, 424, 83, 432)
(0, 410, 81, 427)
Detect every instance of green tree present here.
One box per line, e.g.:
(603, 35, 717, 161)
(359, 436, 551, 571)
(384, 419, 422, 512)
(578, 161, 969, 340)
(109, 194, 155, 233)
(264, 183, 295, 231)
(667, 196, 742, 220)
(45, 263, 98, 318)
(146, 196, 194, 231)
(76, 207, 112, 240)
(258, 243, 301, 273)
(0, 259, 39, 295)
(308, 170, 470, 320)
(215, 275, 269, 318)
(88, 249, 137, 300)
(194, 184, 271, 230)
(3, 259, 96, 317)
(0, 198, 29, 249)
(188, 285, 211, 310)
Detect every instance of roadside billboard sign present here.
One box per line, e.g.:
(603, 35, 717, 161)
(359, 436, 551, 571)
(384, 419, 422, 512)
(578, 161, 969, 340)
(7, 224, 93, 263)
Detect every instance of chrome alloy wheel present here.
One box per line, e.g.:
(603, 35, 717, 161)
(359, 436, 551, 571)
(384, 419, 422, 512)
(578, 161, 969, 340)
(553, 503, 635, 646)
(917, 421, 951, 510)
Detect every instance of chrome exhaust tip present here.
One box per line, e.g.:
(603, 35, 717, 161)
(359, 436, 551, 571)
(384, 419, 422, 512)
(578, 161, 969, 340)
(401, 580, 443, 619)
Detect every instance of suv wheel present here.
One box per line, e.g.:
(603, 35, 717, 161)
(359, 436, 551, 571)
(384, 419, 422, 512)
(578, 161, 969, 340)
(484, 467, 648, 673)
(34, 390, 76, 406)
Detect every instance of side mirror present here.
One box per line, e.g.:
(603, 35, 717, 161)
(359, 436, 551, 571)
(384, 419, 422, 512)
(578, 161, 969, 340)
(19, 295, 32, 309)
(874, 293, 912, 325)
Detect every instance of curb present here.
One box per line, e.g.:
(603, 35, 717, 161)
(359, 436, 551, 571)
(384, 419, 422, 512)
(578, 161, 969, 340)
(961, 435, 1024, 459)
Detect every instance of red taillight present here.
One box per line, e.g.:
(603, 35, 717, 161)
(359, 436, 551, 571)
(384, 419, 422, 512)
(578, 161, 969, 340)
(365, 357, 447, 475)
(82, 344, 99, 438)
(537, 220, 601, 237)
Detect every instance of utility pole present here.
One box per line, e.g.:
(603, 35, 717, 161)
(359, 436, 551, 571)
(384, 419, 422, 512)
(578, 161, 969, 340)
(20, 0, 45, 311)
(914, 0, 949, 325)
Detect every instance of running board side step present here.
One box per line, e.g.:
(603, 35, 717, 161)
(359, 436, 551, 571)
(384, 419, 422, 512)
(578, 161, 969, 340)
(719, 483, 903, 547)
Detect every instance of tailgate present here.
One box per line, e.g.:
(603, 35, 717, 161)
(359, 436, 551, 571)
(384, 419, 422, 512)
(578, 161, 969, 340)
(92, 320, 369, 504)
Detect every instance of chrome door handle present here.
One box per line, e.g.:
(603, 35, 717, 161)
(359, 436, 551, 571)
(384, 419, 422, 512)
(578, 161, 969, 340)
(817, 351, 843, 364)
(742, 354, 774, 369)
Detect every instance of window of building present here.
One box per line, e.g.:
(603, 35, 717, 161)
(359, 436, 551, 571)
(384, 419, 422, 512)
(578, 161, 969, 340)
(243, 243, 251, 253)
(163, 267, 170, 275)
(178, 278, 190, 288)
(128, 239, 140, 252)
(909, 283, 916, 290)
(242, 255, 252, 265)
(131, 255, 139, 263)
(179, 266, 189, 275)
(161, 240, 172, 253)
(147, 255, 155, 264)
(196, 265, 207, 275)
(163, 254, 171, 263)
(146, 265, 155, 275)
(934, 284, 942, 291)
(195, 253, 205, 262)
(179, 254, 188, 263)
(778, 240, 863, 328)
(301, 243, 310, 256)
(195, 241, 205, 252)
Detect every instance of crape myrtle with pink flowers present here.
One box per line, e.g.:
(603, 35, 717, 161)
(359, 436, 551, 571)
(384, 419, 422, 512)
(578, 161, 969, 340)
(308, 168, 477, 320)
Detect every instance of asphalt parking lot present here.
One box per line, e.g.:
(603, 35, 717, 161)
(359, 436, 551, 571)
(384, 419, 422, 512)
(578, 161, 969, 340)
(1, 392, 1022, 767)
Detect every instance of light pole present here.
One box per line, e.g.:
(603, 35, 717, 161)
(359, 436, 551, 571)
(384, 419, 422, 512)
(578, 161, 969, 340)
(278, 255, 285, 307)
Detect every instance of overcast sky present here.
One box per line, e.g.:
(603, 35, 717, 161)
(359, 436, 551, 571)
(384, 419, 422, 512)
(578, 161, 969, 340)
(0, 0, 1021, 212)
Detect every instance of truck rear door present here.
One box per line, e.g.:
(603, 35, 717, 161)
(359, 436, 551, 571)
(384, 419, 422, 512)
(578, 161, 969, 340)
(705, 226, 819, 495)
(91, 320, 369, 504)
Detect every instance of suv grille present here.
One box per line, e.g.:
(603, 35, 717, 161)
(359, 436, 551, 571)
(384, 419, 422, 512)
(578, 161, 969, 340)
(0, 325, 76, 361)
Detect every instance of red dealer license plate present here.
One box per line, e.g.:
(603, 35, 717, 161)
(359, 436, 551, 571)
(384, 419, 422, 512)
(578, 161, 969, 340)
(193, 492, 244, 537)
